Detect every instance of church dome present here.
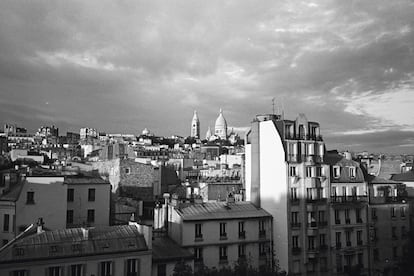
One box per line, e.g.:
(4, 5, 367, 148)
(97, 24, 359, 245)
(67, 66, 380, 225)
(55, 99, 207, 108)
(214, 109, 228, 140)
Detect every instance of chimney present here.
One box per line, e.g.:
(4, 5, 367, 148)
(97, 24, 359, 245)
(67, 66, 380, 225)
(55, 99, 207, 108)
(4, 173, 10, 193)
(344, 151, 352, 160)
(37, 218, 45, 234)
(163, 193, 170, 232)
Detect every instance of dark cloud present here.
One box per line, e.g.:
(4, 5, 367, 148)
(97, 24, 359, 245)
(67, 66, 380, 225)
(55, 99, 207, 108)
(0, 0, 413, 153)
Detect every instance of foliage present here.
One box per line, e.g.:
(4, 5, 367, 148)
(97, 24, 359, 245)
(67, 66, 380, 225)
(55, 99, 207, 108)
(173, 259, 193, 276)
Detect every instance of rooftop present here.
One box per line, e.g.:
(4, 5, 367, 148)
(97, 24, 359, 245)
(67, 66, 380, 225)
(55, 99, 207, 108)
(390, 170, 414, 182)
(152, 236, 193, 262)
(176, 201, 271, 221)
(0, 225, 148, 263)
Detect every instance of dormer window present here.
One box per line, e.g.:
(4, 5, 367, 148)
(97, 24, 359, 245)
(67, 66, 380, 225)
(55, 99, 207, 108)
(289, 166, 297, 177)
(333, 166, 340, 178)
(349, 167, 356, 178)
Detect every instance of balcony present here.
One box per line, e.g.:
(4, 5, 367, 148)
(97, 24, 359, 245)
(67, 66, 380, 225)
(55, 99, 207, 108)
(291, 222, 301, 229)
(335, 219, 341, 225)
(336, 243, 342, 249)
(239, 231, 246, 239)
(346, 241, 352, 247)
(285, 134, 323, 141)
(319, 244, 328, 251)
(345, 219, 351, 224)
(290, 198, 300, 205)
(331, 196, 368, 204)
(220, 234, 228, 240)
(195, 234, 203, 242)
(307, 222, 318, 228)
(357, 218, 363, 224)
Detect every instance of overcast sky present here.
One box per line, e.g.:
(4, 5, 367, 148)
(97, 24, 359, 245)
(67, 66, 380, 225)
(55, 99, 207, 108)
(0, 1, 413, 154)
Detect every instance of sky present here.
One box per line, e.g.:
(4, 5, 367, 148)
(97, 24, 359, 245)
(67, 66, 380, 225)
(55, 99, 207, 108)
(0, 0, 414, 154)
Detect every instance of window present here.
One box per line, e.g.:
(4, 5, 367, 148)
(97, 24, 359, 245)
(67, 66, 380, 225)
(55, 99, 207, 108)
(100, 261, 112, 276)
(220, 222, 227, 238)
(12, 271, 27, 276)
(194, 247, 203, 262)
(349, 167, 356, 178)
(358, 253, 363, 267)
(259, 242, 267, 256)
(195, 224, 202, 239)
(401, 206, 406, 217)
(318, 210, 326, 224)
(67, 188, 74, 202)
(357, 230, 363, 245)
(126, 259, 138, 276)
(69, 264, 83, 276)
(289, 166, 297, 176)
(48, 266, 62, 276)
(291, 212, 299, 226)
(219, 246, 228, 261)
(292, 235, 299, 248)
(336, 254, 342, 272)
(157, 264, 166, 276)
(333, 166, 340, 178)
(336, 232, 341, 248)
(308, 236, 315, 250)
(402, 226, 407, 238)
(308, 143, 314, 155)
(238, 244, 246, 258)
(307, 211, 316, 227)
(373, 248, 379, 261)
(392, 226, 397, 239)
(356, 209, 362, 223)
(351, 186, 357, 197)
(88, 188, 95, 202)
(306, 166, 313, 177)
(319, 234, 326, 247)
(306, 188, 313, 200)
(49, 245, 58, 253)
(316, 167, 323, 177)
(342, 186, 347, 197)
(391, 207, 396, 218)
(346, 231, 351, 246)
(238, 221, 245, 238)
(372, 208, 377, 220)
(67, 210, 74, 224)
(26, 191, 34, 204)
(125, 168, 131, 174)
(290, 188, 298, 200)
(345, 209, 350, 224)
(335, 210, 340, 224)
(3, 214, 9, 232)
(393, 247, 398, 259)
(87, 209, 95, 224)
(259, 220, 265, 236)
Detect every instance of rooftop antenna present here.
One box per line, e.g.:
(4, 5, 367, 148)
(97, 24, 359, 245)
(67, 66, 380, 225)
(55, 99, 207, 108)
(272, 97, 276, 115)
(281, 97, 285, 120)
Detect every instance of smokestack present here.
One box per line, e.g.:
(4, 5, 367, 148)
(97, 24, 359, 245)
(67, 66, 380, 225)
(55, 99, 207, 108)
(37, 218, 44, 234)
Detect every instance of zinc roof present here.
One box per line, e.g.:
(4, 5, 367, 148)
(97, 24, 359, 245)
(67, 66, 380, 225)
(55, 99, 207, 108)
(152, 236, 193, 262)
(177, 201, 271, 221)
(0, 225, 148, 263)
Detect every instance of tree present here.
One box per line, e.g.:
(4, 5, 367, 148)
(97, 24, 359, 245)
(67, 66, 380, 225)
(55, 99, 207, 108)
(173, 259, 193, 276)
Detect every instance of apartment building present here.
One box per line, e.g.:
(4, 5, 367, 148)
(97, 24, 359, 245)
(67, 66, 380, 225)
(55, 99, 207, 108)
(154, 196, 273, 272)
(326, 152, 370, 275)
(0, 220, 152, 276)
(0, 172, 111, 243)
(245, 113, 331, 275)
(368, 176, 410, 276)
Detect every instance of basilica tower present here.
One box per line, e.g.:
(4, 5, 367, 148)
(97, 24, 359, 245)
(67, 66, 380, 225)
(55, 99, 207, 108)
(190, 110, 200, 138)
(214, 109, 227, 140)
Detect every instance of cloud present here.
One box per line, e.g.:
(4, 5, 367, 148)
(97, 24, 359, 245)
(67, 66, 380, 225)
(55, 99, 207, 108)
(0, 0, 413, 153)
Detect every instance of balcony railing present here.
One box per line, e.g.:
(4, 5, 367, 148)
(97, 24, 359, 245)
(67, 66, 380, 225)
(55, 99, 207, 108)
(291, 222, 301, 228)
(318, 221, 328, 227)
(336, 243, 342, 249)
(292, 247, 301, 255)
(285, 134, 323, 141)
(239, 231, 246, 239)
(331, 196, 368, 204)
(259, 230, 266, 238)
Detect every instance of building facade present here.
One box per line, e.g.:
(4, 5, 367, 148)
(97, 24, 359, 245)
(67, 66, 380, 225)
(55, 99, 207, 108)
(191, 110, 200, 139)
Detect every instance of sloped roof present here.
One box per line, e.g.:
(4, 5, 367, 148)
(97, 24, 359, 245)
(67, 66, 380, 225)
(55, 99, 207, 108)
(368, 175, 402, 184)
(0, 182, 24, 202)
(177, 201, 271, 221)
(391, 170, 414, 182)
(0, 225, 148, 263)
(64, 176, 110, 185)
(152, 236, 193, 262)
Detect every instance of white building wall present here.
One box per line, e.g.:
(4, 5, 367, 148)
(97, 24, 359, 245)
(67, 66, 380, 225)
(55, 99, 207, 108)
(16, 177, 66, 232)
(258, 121, 289, 272)
(245, 144, 252, 202)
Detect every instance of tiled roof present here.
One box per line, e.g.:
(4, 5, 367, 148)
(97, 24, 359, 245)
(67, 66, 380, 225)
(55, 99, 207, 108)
(152, 236, 193, 262)
(0, 225, 148, 263)
(390, 170, 414, 182)
(0, 182, 24, 201)
(177, 201, 271, 221)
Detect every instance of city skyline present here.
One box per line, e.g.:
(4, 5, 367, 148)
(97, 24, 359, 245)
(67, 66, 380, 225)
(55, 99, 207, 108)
(0, 1, 414, 154)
